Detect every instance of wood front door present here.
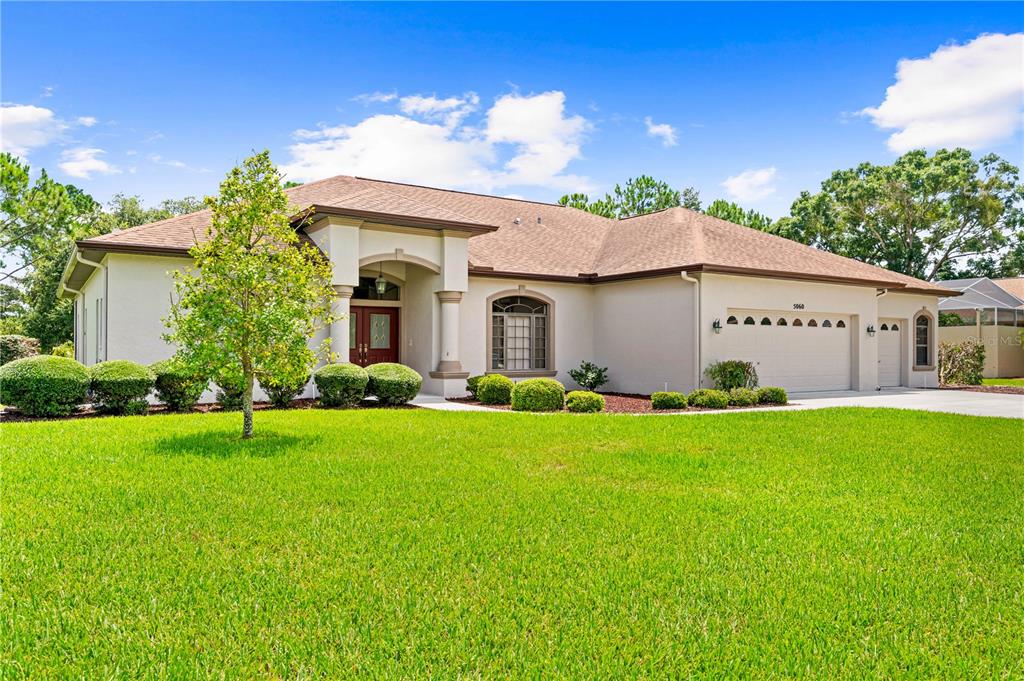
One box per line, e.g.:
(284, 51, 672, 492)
(350, 306, 399, 367)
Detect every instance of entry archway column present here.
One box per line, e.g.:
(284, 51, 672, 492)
(330, 285, 353, 363)
(432, 290, 469, 377)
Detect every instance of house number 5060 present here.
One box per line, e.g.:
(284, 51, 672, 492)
(793, 303, 805, 309)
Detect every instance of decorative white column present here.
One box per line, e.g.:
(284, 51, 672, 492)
(330, 285, 353, 363)
(431, 290, 468, 377)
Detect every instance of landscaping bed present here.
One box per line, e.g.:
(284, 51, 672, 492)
(450, 391, 792, 413)
(941, 383, 1024, 396)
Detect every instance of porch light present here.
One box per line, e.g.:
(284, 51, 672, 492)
(712, 318, 722, 334)
(866, 324, 876, 337)
(374, 264, 388, 296)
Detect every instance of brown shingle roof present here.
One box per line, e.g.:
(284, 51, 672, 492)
(993, 277, 1024, 306)
(76, 174, 952, 294)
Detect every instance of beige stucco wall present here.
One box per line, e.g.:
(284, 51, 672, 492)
(876, 292, 940, 388)
(76, 257, 107, 366)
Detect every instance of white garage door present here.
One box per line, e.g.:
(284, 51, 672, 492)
(877, 319, 903, 387)
(721, 310, 852, 392)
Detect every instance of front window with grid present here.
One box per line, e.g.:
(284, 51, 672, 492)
(491, 296, 548, 370)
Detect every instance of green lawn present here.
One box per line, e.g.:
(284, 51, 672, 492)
(3, 408, 1022, 677)
(983, 377, 1024, 387)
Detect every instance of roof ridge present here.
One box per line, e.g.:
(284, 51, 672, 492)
(354, 175, 569, 208)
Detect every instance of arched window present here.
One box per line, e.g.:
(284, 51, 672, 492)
(915, 315, 932, 367)
(891, 323, 899, 331)
(491, 296, 549, 370)
(807, 319, 818, 327)
(792, 319, 803, 327)
(726, 316, 738, 325)
(822, 320, 832, 328)
(836, 320, 846, 328)
(744, 316, 755, 325)
(760, 317, 772, 326)
(880, 323, 889, 331)
(777, 318, 788, 326)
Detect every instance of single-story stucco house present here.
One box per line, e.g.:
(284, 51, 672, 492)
(59, 175, 957, 398)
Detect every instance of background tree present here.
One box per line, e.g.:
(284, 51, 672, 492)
(165, 151, 334, 438)
(704, 199, 779, 234)
(778, 148, 1022, 281)
(559, 176, 701, 219)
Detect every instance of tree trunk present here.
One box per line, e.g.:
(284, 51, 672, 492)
(242, 369, 254, 439)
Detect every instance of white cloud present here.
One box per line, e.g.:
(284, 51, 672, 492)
(0, 104, 67, 156)
(352, 91, 397, 105)
(281, 90, 593, 193)
(861, 33, 1024, 152)
(41, 85, 55, 98)
(644, 116, 677, 147)
(149, 154, 210, 173)
(58, 148, 121, 178)
(77, 116, 98, 127)
(721, 167, 778, 202)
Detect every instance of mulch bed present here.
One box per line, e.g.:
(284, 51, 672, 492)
(450, 392, 791, 414)
(0, 398, 416, 423)
(940, 384, 1024, 396)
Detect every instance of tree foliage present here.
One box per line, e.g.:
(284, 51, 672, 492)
(165, 151, 335, 438)
(559, 175, 701, 219)
(778, 149, 1023, 281)
(704, 199, 782, 235)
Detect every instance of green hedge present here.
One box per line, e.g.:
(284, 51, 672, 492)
(688, 388, 730, 409)
(466, 375, 484, 398)
(314, 363, 369, 407)
(0, 355, 90, 417)
(260, 373, 309, 408)
(90, 360, 156, 415)
(651, 391, 687, 410)
(1, 335, 40, 366)
(705, 360, 759, 391)
(728, 387, 759, 407)
(366, 363, 422, 405)
(756, 386, 788, 405)
(477, 374, 513, 405)
(215, 373, 245, 411)
(566, 390, 604, 413)
(511, 377, 565, 412)
(151, 359, 207, 412)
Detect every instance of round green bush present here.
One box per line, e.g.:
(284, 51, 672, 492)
(688, 388, 730, 410)
(0, 355, 89, 417)
(756, 386, 788, 405)
(728, 387, 759, 407)
(566, 390, 604, 413)
(259, 373, 309, 408)
(477, 374, 513, 405)
(215, 373, 245, 411)
(314, 363, 369, 407)
(366, 363, 422, 406)
(466, 374, 485, 398)
(511, 377, 565, 412)
(90, 360, 156, 415)
(651, 391, 687, 410)
(151, 359, 207, 412)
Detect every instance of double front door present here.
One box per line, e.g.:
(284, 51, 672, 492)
(350, 306, 399, 367)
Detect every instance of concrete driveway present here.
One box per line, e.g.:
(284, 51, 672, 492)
(788, 388, 1024, 419)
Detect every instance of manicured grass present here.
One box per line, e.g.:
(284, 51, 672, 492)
(983, 377, 1024, 387)
(3, 408, 1022, 677)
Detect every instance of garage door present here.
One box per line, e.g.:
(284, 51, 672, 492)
(721, 310, 852, 392)
(877, 319, 903, 387)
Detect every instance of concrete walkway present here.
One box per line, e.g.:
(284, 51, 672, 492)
(410, 394, 496, 412)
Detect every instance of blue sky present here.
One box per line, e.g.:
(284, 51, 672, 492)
(2, 2, 1022, 219)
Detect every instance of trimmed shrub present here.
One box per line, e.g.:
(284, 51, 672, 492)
(568, 361, 609, 391)
(566, 390, 605, 413)
(705, 360, 758, 391)
(0, 355, 89, 417)
(938, 338, 985, 386)
(90, 360, 156, 415)
(260, 373, 309, 408)
(151, 359, 207, 412)
(477, 374, 513, 405)
(1, 335, 40, 366)
(466, 374, 484, 398)
(688, 388, 730, 409)
(215, 373, 245, 411)
(756, 386, 788, 405)
(50, 341, 74, 358)
(511, 377, 565, 412)
(314, 363, 369, 407)
(728, 387, 759, 407)
(651, 391, 687, 410)
(366, 363, 422, 406)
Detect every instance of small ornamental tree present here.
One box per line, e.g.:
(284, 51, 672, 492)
(165, 151, 334, 438)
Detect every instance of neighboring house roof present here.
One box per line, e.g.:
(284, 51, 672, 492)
(936, 277, 1024, 310)
(73, 174, 953, 295)
(993, 277, 1024, 307)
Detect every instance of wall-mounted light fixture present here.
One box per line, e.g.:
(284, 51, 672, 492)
(866, 324, 876, 337)
(712, 319, 722, 334)
(374, 263, 388, 296)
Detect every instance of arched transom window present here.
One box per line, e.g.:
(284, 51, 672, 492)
(492, 296, 549, 370)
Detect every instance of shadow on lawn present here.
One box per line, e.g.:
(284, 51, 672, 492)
(153, 430, 311, 459)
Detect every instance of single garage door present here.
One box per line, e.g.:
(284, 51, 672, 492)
(877, 319, 903, 387)
(721, 310, 852, 392)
